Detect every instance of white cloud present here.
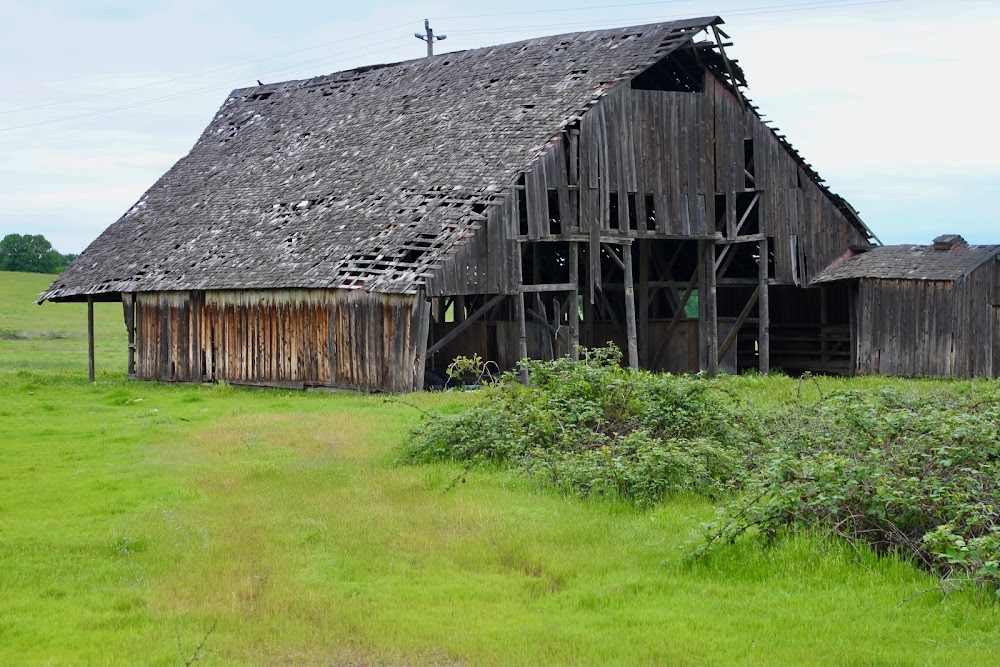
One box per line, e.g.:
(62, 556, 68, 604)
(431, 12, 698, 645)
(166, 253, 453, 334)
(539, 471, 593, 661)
(0, 0, 997, 250)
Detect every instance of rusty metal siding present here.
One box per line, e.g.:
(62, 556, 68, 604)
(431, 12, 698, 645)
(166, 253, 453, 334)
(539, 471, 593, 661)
(135, 289, 418, 391)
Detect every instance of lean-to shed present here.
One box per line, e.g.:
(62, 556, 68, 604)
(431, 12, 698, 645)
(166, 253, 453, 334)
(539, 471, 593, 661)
(813, 236, 1000, 378)
(40, 16, 879, 390)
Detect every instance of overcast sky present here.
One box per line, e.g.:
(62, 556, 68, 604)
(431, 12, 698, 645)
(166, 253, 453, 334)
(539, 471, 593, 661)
(1, 0, 996, 253)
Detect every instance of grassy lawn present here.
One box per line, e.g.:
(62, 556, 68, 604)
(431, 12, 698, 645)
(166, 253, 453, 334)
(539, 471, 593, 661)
(2, 270, 1000, 665)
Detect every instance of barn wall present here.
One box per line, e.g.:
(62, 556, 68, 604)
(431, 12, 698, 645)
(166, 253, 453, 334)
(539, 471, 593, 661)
(966, 255, 1000, 378)
(135, 289, 419, 391)
(856, 279, 964, 378)
(855, 263, 1000, 380)
(423, 201, 518, 297)
(481, 77, 867, 283)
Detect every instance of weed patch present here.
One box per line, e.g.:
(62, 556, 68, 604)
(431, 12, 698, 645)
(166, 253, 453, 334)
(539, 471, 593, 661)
(698, 386, 1000, 592)
(403, 346, 764, 505)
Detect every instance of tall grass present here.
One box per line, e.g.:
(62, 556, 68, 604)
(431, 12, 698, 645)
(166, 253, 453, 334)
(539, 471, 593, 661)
(3, 271, 1000, 665)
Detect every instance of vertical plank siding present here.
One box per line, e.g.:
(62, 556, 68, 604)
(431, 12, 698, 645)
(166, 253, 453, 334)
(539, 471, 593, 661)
(417, 68, 873, 378)
(131, 66, 877, 388)
(485, 75, 866, 290)
(135, 289, 419, 391)
(856, 273, 1000, 379)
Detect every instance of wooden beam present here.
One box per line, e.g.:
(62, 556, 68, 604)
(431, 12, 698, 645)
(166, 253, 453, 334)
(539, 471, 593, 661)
(623, 243, 638, 370)
(716, 233, 766, 245)
(520, 282, 577, 293)
(412, 290, 431, 391)
(569, 241, 580, 360)
(703, 240, 719, 376)
(735, 193, 760, 236)
(718, 285, 759, 359)
(516, 291, 528, 384)
(638, 240, 650, 367)
(425, 293, 505, 358)
(87, 296, 95, 383)
(758, 236, 770, 374)
(712, 24, 746, 109)
(601, 242, 626, 272)
(527, 308, 558, 337)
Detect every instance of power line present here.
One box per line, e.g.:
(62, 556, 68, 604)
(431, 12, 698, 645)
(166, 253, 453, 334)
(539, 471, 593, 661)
(445, 0, 900, 36)
(0, 38, 414, 134)
(0, 0, 902, 134)
(431, 0, 697, 21)
(0, 20, 419, 118)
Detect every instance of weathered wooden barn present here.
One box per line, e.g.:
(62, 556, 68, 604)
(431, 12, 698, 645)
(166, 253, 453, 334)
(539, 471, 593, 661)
(812, 236, 1000, 378)
(40, 16, 882, 390)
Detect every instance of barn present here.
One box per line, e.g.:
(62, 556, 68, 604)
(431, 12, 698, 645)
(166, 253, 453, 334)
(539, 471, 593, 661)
(40, 16, 881, 390)
(812, 235, 1000, 378)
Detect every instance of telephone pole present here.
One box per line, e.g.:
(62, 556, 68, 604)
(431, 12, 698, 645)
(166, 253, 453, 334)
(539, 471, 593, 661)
(414, 19, 446, 57)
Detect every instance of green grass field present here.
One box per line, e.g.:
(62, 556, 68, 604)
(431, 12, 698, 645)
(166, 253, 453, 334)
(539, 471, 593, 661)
(2, 270, 1000, 666)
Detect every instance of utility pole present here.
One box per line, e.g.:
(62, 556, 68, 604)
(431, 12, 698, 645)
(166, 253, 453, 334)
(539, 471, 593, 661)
(414, 19, 446, 57)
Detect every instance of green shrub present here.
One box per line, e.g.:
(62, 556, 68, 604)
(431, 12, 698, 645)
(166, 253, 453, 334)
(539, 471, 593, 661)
(402, 346, 764, 506)
(698, 386, 1000, 591)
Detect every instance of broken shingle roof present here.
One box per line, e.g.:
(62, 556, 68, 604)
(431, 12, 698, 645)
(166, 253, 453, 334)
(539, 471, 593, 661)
(40, 17, 720, 302)
(812, 243, 1000, 283)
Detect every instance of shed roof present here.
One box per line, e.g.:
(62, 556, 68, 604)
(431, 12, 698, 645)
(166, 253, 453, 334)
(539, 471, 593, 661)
(40, 16, 862, 302)
(812, 243, 1000, 283)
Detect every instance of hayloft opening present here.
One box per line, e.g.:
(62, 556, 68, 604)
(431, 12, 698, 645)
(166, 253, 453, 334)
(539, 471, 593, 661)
(547, 189, 562, 235)
(630, 51, 704, 92)
(736, 192, 760, 235)
(715, 194, 727, 234)
(743, 138, 756, 189)
(644, 194, 656, 231)
(517, 174, 529, 236)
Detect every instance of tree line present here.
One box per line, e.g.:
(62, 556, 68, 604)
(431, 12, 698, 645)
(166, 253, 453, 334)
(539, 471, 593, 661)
(0, 234, 78, 274)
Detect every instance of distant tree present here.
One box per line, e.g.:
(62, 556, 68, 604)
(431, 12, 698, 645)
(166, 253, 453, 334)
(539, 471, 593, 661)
(0, 234, 67, 274)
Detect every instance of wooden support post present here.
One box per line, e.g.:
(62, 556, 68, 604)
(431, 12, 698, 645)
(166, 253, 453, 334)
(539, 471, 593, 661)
(583, 244, 594, 348)
(122, 293, 136, 379)
(758, 237, 770, 374)
(454, 295, 465, 323)
(622, 242, 639, 370)
(569, 241, 580, 360)
(328, 297, 338, 386)
(703, 240, 719, 376)
(412, 291, 431, 391)
(638, 240, 649, 367)
(516, 239, 529, 384)
(87, 295, 95, 383)
(516, 291, 528, 384)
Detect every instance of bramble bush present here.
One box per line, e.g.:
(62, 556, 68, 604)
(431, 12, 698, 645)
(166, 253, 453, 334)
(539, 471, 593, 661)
(402, 346, 765, 506)
(697, 387, 1000, 591)
(405, 350, 1000, 592)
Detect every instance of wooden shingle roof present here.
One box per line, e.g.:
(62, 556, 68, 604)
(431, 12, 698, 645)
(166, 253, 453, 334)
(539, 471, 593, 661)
(40, 17, 719, 302)
(813, 243, 1000, 283)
